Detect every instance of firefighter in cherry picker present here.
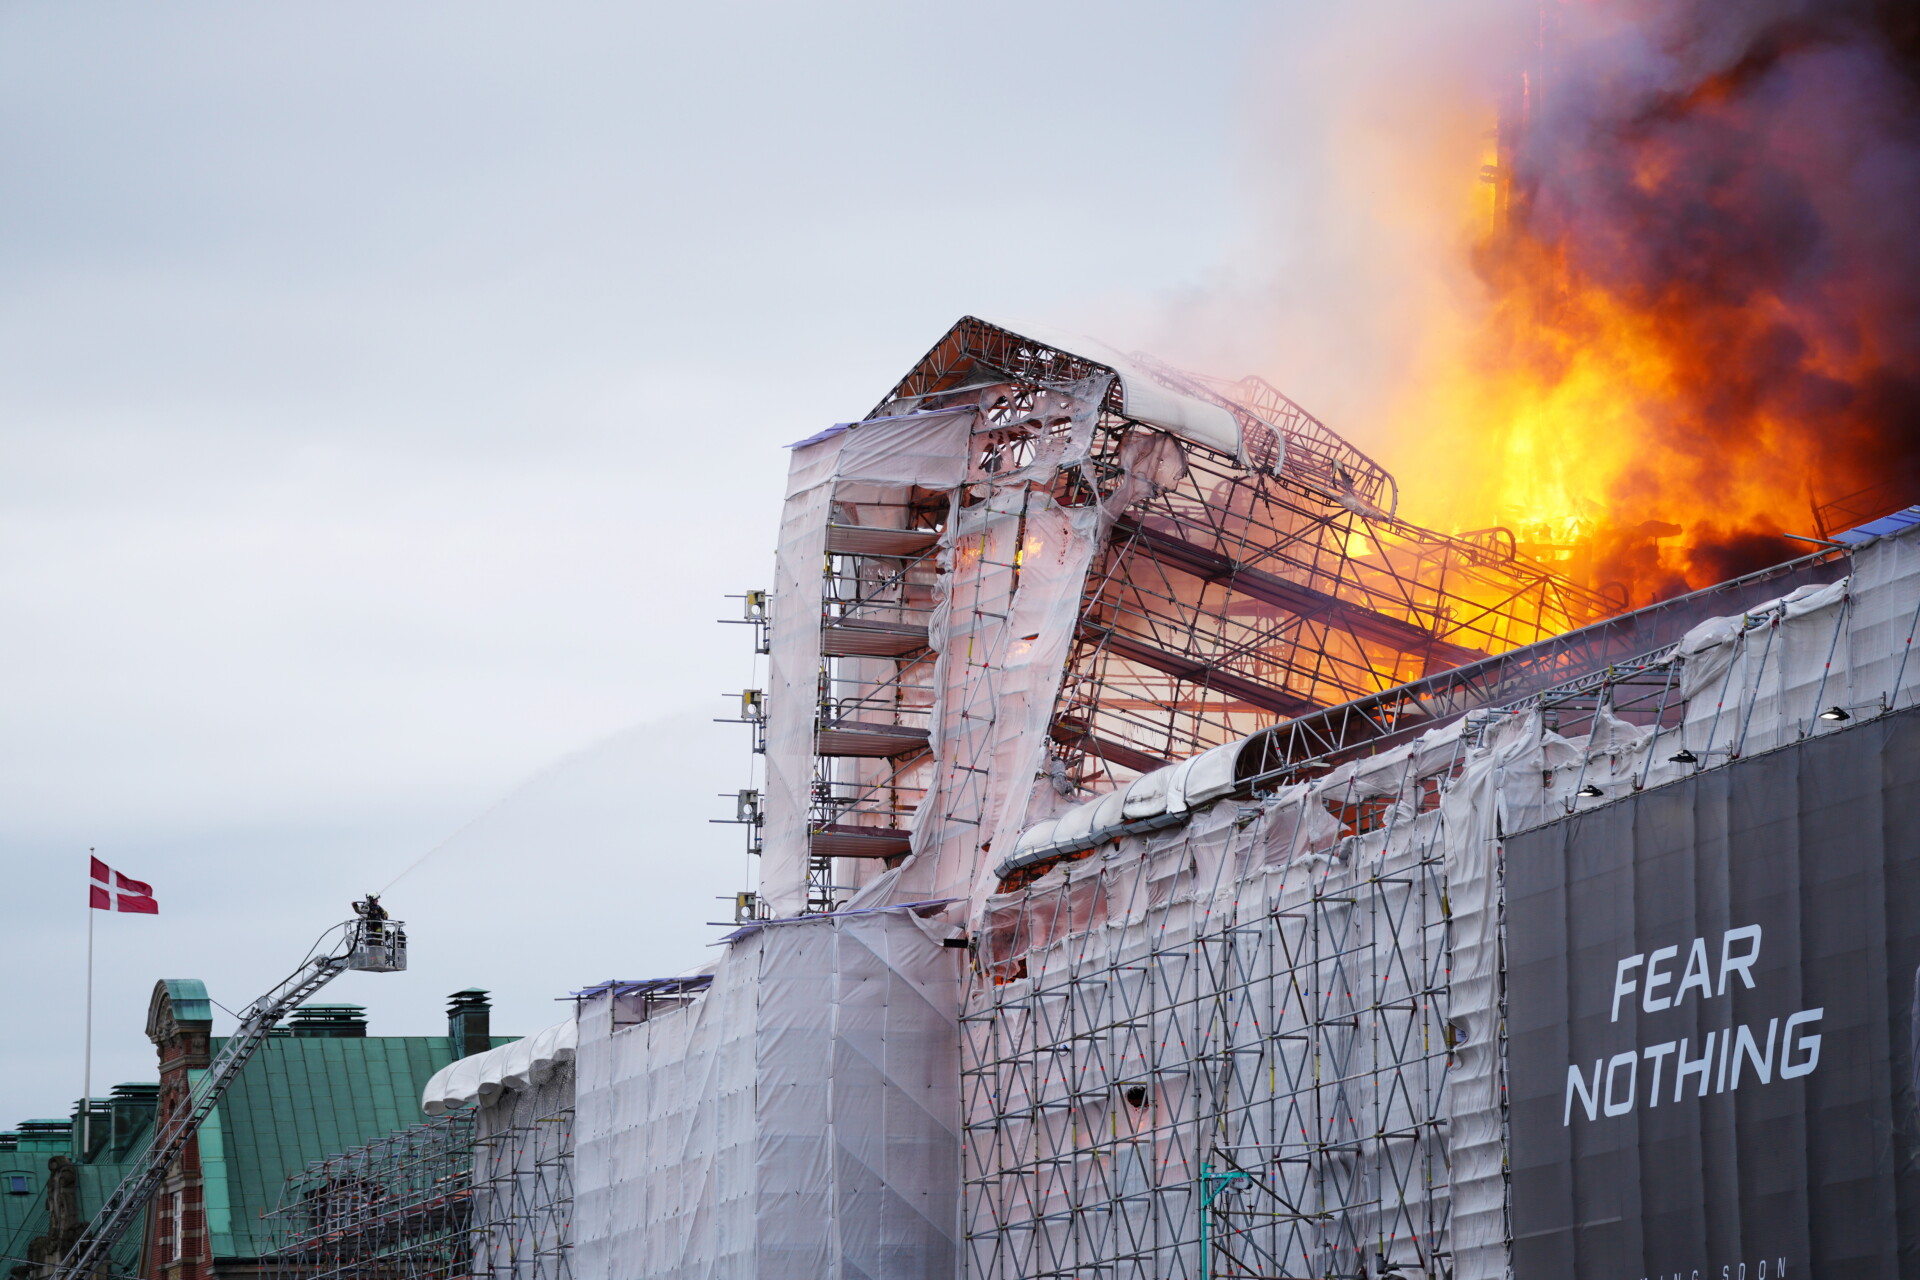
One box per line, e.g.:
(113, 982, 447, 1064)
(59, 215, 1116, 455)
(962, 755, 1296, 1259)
(352, 893, 388, 942)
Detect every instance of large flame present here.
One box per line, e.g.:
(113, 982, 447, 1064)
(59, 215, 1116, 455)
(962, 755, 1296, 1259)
(1388, 2, 1920, 607)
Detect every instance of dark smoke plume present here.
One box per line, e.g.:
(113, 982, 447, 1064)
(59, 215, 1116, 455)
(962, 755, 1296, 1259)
(1495, 0, 1920, 600)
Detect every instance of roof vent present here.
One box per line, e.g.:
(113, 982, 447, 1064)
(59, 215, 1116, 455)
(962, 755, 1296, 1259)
(447, 989, 492, 1059)
(16, 1120, 71, 1136)
(286, 1004, 369, 1038)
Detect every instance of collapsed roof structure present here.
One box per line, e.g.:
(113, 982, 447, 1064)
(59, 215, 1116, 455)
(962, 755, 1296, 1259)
(754, 316, 1837, 920)
(293, 316, 1913, 1280)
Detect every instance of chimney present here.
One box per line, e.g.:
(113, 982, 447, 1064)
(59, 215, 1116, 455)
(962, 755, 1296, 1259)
(447, 989, 492, 1060)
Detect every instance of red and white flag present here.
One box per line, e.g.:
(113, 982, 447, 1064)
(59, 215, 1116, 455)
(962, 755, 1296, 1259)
(89, 857, 158, 914)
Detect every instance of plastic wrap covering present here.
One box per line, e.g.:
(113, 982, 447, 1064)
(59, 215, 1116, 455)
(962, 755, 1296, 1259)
(422, 1018, 578, 1116)
(980, 320, 1243, 459)
(959, 521, 1920, 1280)
(1442, 712, 1551, 1280)
(765, 433, 847, 917)
(882, 379, 1113, 916)
(574, 906, 964, 1280)
(474, 1060, 576, 1280)
(762, 410, 974, 915)
(965, 729, 1478, 1280)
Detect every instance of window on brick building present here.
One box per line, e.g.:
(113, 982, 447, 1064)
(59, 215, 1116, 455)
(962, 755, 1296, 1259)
(169, 1189, 185, 1262)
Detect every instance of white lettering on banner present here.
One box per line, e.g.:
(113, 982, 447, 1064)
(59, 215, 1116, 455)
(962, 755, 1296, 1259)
(1643, 945, 1680, 1012)
(1676, 938, 1713, 1005)
(1674, 1034, 1714, 1101)
(1719, 926, 1762, 995)
(1779, 1008, 1823, 1078)
(1566, 1060, 1602, 1125)
(1563, 924, 1824, 1125)
(1731, 1020, 1777, 1088)
(1604, 1052, 1638, 1117)
(1642, 1040, 1677, 1106)
(1613, 954, 1644, 1022)
(1635, 1255, 1786, 1280)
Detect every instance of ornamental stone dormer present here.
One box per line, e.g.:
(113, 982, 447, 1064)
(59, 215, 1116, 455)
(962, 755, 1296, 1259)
(145, 980, 212, 1073)
(142, 981, 213, 1280)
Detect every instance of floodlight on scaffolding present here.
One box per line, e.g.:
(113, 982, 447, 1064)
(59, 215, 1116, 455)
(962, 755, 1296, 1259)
(1819, 705, 1851, 721)
(1576, 783, 1604, 798)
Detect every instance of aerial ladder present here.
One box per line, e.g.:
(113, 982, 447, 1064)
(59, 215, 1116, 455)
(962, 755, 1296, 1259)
(52, 897, 407, 1280)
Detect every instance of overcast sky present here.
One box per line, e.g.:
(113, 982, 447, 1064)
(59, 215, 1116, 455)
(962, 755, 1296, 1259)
(0, 1, 1511, 1120)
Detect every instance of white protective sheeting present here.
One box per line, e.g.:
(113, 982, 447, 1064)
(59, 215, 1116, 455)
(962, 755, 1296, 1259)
(959, 522, 1920, 1280)
(573, 906, 964, 1280)
(764, 432, 848, 918)
(880, 379, 1115, 917)
(421, 1018, 578, 1115)
(473, 1056, 576, 1280)
(1120, 765, 1175, 818)
(986, 319, 1243, 459)
(1443, 711, 1553, 1280)
(1173, 738, 1242, 808)
(762, 409, 974, 916)
(901, 490, 1104, 912)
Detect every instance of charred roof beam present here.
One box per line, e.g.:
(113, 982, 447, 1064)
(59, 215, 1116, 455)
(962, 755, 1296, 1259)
(1081, 627, 1321, 718)
(1111, 517, 1486, 672)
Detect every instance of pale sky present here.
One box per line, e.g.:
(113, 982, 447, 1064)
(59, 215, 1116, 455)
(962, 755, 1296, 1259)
(0, 1, 1511, 1119)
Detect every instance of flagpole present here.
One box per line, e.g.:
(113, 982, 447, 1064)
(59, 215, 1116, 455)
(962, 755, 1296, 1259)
(84, 849, 94, 1156)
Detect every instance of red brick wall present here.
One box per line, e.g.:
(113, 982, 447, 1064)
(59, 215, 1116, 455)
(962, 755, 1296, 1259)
(143, 995, 211, 1280)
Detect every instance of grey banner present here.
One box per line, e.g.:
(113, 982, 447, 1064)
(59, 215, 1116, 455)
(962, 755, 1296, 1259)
(1507, 707, 1920, 1280)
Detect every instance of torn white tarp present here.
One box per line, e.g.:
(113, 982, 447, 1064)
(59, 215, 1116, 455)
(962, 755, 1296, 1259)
(983, 318, 1244, 459)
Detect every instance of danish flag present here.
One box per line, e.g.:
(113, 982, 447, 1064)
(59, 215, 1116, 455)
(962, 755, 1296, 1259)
(89, 856, 158, 914)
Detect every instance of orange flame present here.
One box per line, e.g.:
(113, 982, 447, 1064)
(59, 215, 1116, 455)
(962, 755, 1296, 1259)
(1384, 6, 1920, 607)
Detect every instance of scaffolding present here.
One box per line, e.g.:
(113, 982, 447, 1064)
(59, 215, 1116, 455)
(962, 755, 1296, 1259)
(962, 735, 1469, 1280)
(472, 1109, 573, 1280)
(261, 1107, 574, 1280)
(957, 516, 1920, 1280)
(262, 1113, 474, 1280)
(869, 318, 1617, 784)
(744, 317, 1623, 917)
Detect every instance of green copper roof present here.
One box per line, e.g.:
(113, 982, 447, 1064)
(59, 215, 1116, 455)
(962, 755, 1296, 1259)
(160, 979, 212, 1024)
(205, 1032, 513, 1259)
(1, 1015, 513, 1267)
(0, 1129, 148, 1276)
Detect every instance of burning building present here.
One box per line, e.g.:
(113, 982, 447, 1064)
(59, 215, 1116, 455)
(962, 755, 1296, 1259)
(314, 12, 1920, 1277)
(384, 310, 1920, 1280)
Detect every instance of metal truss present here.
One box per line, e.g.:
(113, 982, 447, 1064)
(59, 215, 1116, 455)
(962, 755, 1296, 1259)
(262, 1113, 475, 1280)
(804, 492, 947, 910)
(962, 738, 1468, 1280)
(472, 1109, 574, 1280)
(872, 316, 1617, 799)
(1233, 547, 1849, 790)
(777, 315, 1740, 914)
(261, 1108, 574, 1280)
